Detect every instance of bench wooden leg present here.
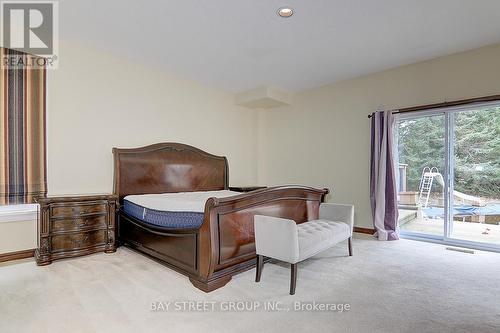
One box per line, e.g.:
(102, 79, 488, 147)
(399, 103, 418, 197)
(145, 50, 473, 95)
(348, 237, 353, 256)
(255, 255, 264, 282)
(290, 263, 297, 295)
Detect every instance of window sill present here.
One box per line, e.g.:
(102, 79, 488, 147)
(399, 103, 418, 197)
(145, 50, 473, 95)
(0, 204, 38, 223)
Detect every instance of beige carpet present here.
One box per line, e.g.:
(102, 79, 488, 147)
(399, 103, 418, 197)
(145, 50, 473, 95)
(1, 234, 500, 333)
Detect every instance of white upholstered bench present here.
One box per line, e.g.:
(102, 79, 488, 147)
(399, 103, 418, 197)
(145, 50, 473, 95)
(254, 203, 354, 295)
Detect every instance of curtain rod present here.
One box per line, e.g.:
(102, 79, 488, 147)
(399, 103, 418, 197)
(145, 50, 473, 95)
(367, 94, 500, 118)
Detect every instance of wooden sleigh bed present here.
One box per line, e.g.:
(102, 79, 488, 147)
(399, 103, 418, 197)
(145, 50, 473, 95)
(113, 143, 328, 292)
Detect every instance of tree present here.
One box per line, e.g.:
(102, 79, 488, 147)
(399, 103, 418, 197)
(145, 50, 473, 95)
(398, 107, 500, 198)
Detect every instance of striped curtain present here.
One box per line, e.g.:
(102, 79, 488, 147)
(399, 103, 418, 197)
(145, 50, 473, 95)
(0, 48, 47, 205)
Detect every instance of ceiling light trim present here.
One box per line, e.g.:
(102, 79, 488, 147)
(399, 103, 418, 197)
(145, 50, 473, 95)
(277, 7, 293, 18)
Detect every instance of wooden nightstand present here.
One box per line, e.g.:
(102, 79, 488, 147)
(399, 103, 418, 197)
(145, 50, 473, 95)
(35, 194, 118, 266)
(229, 186, 267, 192)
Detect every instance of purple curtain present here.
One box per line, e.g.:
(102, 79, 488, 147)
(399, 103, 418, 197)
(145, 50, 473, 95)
(370, 110, 399, 240)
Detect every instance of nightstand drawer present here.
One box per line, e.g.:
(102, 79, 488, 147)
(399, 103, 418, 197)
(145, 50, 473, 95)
(51, 203, 108, 218)
(51, 215, 108, 233)
(51, 230, 107, 253)
(36, 194, 118, 266)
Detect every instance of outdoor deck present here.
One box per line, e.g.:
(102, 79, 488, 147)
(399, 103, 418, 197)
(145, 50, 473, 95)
(399, 209, 500, 245)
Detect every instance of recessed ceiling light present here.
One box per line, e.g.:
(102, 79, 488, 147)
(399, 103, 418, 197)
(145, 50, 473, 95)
(278, 7, 293, 18)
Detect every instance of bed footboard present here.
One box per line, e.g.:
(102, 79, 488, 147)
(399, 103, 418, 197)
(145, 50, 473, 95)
(191, 185, 329, 292)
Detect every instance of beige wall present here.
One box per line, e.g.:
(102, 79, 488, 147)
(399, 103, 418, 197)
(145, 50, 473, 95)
(1, 40, 260, 255)
(259, 43, 500, 228)
(47, 40, 259, 195)
(4, 41, 500, 254)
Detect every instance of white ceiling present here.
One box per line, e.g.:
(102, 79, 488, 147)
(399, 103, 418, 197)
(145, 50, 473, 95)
(60, 0, 500, 93)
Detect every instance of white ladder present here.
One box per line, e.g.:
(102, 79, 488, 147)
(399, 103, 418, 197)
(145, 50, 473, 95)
(419, 167, 438, 208)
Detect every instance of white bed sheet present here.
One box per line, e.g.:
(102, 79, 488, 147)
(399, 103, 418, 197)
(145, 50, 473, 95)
(124, 190, 239, 213)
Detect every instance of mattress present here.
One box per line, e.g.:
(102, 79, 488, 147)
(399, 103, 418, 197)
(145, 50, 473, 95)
(123, 190, 239, 229)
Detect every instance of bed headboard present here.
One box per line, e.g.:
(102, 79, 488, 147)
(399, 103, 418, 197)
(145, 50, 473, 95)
(113, 143, 229, 202)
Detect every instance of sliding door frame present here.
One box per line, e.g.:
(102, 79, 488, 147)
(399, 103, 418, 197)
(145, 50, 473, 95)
(397, 100, 500, 253)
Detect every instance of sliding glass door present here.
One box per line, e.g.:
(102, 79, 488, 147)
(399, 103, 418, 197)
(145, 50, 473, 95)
(397, 113, 446, 238)
(396, 102, 500, 251)
(450, 106, 500, 246)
